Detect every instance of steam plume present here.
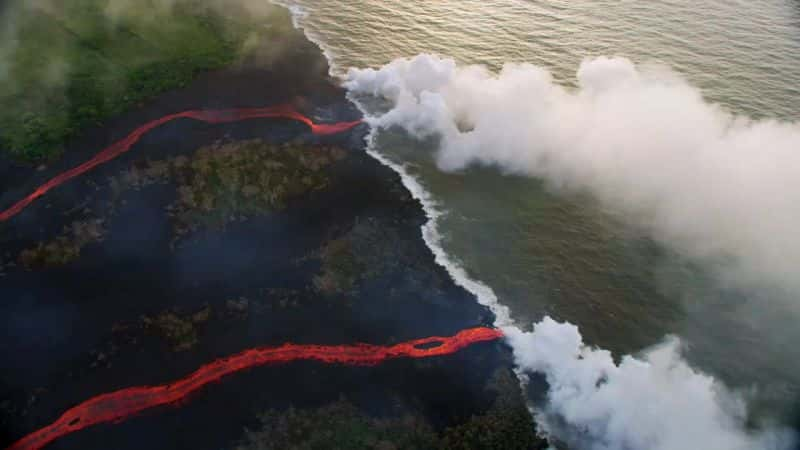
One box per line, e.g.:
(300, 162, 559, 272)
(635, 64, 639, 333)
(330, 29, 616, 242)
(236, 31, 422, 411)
(505, 318, 794, 450)
(345, 54, 800, 293)
(344, 53, 799, 449)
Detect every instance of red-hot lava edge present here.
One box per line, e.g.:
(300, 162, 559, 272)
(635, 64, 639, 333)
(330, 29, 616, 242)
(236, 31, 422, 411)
(0, 105, 362, 222)
(8, 327, 504, 450)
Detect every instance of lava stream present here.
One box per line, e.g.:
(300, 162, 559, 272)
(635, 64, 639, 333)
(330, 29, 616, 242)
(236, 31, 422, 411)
(0, 105, 362, 222)
(8, 327, 503, 450)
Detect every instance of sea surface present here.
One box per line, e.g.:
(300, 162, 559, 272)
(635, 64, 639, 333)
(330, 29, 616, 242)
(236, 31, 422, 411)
(276, 0, 800, 423)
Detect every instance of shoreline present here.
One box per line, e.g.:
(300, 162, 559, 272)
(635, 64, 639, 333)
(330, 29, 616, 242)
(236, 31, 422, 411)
(0, 5, 546, 449)
(271, 0, 517, 330)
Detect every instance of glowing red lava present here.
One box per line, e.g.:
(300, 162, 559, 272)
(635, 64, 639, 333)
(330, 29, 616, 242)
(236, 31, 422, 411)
(8, 327, 503, 450)
(0, 105, 362, 222)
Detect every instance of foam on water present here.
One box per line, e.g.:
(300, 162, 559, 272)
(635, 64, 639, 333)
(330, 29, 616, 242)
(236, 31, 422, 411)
(269, 0, 514, 327)
(270, 2, 798, 448)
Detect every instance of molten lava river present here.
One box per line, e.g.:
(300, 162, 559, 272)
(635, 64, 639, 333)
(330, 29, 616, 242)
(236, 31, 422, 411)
(0, 105, 361, 222)
(2, 107, 502, 449)
(8, 328, 504, 450)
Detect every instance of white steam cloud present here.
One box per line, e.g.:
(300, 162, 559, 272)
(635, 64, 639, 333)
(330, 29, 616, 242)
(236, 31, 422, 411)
(344, 54, 800, 293)
(505, 318, 794, 450)
(344, 54, 799, 449)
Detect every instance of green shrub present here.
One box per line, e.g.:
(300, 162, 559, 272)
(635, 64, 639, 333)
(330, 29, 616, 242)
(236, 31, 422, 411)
(0, 0, 279, 162)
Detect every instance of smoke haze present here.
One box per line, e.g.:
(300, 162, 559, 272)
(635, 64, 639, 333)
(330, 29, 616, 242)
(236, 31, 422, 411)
(505, 318, 794, 450)
(345, 54, 800, 294)
(0, 0, 290, 95)
(345, 53, 800, 449)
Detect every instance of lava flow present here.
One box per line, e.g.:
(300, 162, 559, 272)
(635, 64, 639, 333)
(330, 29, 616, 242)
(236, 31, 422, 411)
(0, 105, 362, 222)
(8, 327, 503, 450)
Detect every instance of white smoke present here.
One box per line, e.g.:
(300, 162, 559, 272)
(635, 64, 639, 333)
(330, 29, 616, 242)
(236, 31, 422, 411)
(504, 318, 794, 450)
(343, 53, 800, 449)
(344, 54, 800, 293)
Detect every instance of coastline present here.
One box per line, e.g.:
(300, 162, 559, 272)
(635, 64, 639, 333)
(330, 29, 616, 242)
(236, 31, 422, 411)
(0, 5, 546, 449)
(271, 0, 517, 333)
(277, 0, 547, 434)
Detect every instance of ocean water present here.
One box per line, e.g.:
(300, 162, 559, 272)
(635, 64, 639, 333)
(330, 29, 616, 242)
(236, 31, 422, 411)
(275, 0, 800, 435)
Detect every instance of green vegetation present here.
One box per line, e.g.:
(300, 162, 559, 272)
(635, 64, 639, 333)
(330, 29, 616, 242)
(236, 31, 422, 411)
(314, 236, 365, 295)
(0, 0, 292, 161)
(18, 217, 106, 269)
(166, 140, 346, 241)
(313, 218, 414, 296)
(141, 304, 211, 352)
(104, 139, 347, 243)
(236, 369, 548, 450)
(440, 370, 548, 450)
(13, 140, 345, 271)
(236, 400, 440, 450)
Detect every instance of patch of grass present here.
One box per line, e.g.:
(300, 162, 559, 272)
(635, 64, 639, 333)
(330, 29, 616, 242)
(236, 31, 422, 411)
(440, 370, 549, 450)
(140, 304, 212, 352)
(235, 370, 549, 450)
(236, 400, 440, 450)
(105, 139, 346, 244)
(312, 218, 414, 296)
(18, 218, 106, 269)
(0, 0, 290, 162)
(166, 140, 346, 241)
(313, 237, 364, 296)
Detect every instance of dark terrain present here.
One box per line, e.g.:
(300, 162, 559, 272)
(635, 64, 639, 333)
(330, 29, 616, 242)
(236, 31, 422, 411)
(0, 9, 545, 450)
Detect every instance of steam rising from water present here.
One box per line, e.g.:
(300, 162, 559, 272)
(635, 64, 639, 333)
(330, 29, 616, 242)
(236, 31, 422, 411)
(345, 54, 800, 294)
(345, 54, 799, 449)
(506, 318, 794, 450)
